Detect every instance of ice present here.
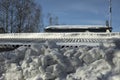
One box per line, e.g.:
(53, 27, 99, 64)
(0, 40, 120, 80)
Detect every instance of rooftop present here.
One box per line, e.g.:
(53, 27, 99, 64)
(45, 25, 111, 29)
(45, 25, 112, 32)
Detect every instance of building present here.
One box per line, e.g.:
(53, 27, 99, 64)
(45, 25, 112, 32)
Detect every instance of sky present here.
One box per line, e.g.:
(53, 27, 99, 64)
(36, 0, 120, 32)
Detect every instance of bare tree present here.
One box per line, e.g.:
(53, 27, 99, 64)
(0, 0, 42, 33)
(47, 13, 59, 25)
(0, 0, 10, 32)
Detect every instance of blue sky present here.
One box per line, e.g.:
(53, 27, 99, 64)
(36, 0, 120, 32)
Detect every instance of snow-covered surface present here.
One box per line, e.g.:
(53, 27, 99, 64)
(0, 33, 120, 40)
(45, 25, 108, 29)
(0, 39, 120, 80)
(56, 42, 101, 46)
(0, 33, 119, 48)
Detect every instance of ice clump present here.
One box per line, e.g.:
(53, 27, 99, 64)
(0, 40, 120, 80)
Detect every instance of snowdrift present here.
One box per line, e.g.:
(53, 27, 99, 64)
(0, 40, 120, 80)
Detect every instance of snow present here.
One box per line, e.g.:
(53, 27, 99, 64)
(45, 25, 108, 29)
(0, 39, 120, 80)
(0, 32, 120, 40)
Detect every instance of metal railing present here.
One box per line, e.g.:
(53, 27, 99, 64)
(0, 32, 120, 40)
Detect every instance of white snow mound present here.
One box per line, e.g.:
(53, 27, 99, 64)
(0, 40, 120, 80)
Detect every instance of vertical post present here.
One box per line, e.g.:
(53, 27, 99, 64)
(109, 0, 112, 27)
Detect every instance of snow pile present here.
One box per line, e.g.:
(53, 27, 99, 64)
(0, 40, 120, 80)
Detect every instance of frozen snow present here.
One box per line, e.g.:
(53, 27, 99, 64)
(0, 39, 120, 80)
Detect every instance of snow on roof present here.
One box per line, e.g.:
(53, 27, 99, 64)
(45, 25, 109, 29)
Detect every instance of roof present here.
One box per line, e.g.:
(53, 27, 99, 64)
(45, 25, 111, 29)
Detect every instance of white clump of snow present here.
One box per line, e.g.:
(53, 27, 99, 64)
(0, 40, 120, 80)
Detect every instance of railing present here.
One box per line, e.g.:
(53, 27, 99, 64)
(0, 32, 119, 49)
(0, 32, 120, 40)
